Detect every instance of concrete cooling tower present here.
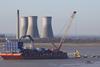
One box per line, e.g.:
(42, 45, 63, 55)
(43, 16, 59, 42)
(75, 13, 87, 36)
(41, 16, 54, 38)
(27, 16, 40, 38)
(19, 16, 28, 38)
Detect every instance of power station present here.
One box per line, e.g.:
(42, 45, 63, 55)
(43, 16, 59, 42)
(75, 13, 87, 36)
(27, 16, 39, 38)
(41, 16, 54, 38)
(16, 10, 54, 39)
(19, 16, 28, 38)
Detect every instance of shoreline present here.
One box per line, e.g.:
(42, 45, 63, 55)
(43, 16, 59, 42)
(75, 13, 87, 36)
(34, 43, 100, 48)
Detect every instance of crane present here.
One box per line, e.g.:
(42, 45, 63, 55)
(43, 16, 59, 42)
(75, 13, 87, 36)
(57, 11, 77, 51)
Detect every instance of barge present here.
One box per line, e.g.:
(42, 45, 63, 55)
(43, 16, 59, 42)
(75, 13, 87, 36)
(0, 35, 68, 60)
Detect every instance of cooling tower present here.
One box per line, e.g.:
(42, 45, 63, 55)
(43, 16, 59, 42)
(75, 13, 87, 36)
(19, 16, 28, 38)
(27, 16, 40, 38)
(41, 16, 54, 38)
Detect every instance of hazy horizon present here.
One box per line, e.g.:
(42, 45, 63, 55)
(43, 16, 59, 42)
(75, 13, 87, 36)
(0, 0, 100, 36)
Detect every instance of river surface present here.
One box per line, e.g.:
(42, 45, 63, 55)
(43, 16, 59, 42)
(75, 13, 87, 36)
(0, 58, 100, 67)
(0, 43, 100, 67)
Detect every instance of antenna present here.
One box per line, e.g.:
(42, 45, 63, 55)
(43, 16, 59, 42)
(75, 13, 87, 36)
(58, 11, 77, 50)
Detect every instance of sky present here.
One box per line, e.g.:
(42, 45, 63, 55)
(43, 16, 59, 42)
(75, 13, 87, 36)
(0, 0, 100, 36)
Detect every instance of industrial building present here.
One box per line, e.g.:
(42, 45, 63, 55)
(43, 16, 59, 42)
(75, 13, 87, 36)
(16, 10, 20, 39)
(27, 16, 40, 38)
(16, 10, 54, 39)
(19, 16, 28, 38)
(40, 16, 54, 38)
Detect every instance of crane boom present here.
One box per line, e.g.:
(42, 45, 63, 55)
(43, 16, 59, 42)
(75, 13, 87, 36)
(58, 11, 77, 50)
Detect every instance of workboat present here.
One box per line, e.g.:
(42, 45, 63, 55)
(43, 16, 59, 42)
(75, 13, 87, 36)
(0, 35, 68, 60)
(0, 49, 68, 60)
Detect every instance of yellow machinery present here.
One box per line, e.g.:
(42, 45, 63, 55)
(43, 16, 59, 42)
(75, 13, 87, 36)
(74, 49, 81, 58)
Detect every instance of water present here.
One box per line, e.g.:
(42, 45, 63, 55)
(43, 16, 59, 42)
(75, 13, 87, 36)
(0, 43, 100, 67)
(0, 59, 100, 67)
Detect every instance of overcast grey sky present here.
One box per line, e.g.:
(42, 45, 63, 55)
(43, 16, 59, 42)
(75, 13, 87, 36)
(0, 0, 100, 36)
